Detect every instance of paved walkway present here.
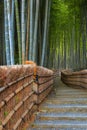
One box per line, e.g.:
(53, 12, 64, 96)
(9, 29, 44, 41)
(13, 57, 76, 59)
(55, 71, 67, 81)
(28, 78, 87, 130)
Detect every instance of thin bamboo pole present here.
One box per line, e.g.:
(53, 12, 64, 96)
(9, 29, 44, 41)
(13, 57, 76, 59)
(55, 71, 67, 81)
(7, 0, 14, 65)
(41, 0, 49, 66)
(21, 0, 26, 64)
(29, 0, 34, 60)
(33, 0, 40, 62)
(26, 0, 30, 60)
(15, 0, 22, 64)
(4, 0, 11, 65)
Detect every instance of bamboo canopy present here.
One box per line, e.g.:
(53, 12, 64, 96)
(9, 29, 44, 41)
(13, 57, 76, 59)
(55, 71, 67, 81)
(0, 0, 87, 70)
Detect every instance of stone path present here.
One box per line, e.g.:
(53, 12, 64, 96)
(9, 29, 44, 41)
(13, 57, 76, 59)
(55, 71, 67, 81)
(28, 78, 87, 130)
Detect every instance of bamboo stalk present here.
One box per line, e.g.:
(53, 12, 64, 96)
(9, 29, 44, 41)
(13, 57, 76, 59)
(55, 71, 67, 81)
(41, 0, 49, 66)
(33, 0, 40, 62)
(4, 0, 11, 65)
(21, 0, 26, 64)
(15, 0, 22, 64)
(29, 0, 34, 60)
(7, 0, 14, 65)
(11, 0, 15, 60)
(26, 0, 30, 60)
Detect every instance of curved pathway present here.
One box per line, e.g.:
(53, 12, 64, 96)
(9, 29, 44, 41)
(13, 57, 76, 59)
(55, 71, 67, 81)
(28, 78, 87, 130)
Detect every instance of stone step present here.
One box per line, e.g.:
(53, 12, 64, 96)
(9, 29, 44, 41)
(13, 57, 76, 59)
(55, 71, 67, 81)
(28, 128, 87, 130)
(46, 99, 87, 105)
(49, 96, 87, 99)
(54, 92, 87, 95)
(31, 120, 87, 129)
(42, 104, 87, 108)
(49, 94, 87, 98)
(39, 104, 87, 113)
(37, 112, 87, 121)
(28, 78, 87, 129)
(53, 89, 87, 92)
(52, 90, 87, 93)
(47, 97, 87, 101)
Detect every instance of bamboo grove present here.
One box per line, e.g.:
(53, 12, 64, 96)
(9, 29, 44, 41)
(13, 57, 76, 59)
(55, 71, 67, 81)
(0, 0, 51, 66)
(49, 0, 87, 70)
(0, 0, 87, 70)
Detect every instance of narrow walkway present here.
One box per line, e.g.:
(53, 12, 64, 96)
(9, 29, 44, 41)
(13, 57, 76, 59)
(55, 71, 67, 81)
(28, 78, 87, 130)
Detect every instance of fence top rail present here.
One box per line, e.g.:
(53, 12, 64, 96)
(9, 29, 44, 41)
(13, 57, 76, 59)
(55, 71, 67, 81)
(36, 66, 53, 75)
(61, 69, 87, 76)
(0, 65, 35, 88)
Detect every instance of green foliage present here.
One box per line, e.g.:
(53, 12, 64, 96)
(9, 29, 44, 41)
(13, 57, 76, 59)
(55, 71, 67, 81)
(49, 0, 87, 69)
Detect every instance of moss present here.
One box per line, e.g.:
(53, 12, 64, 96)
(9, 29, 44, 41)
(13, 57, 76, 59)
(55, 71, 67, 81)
(0, 121, 2, 125)
(15, 96, 19, 104)
(4, 111, 8, 118)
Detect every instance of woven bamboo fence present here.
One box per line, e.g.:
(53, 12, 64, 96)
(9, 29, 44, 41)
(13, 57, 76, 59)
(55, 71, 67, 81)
(0, 65, 54, 130)
(0, 65, 36, 130)
(61, 69, 87, 88)
(33, 66, 54, 104)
